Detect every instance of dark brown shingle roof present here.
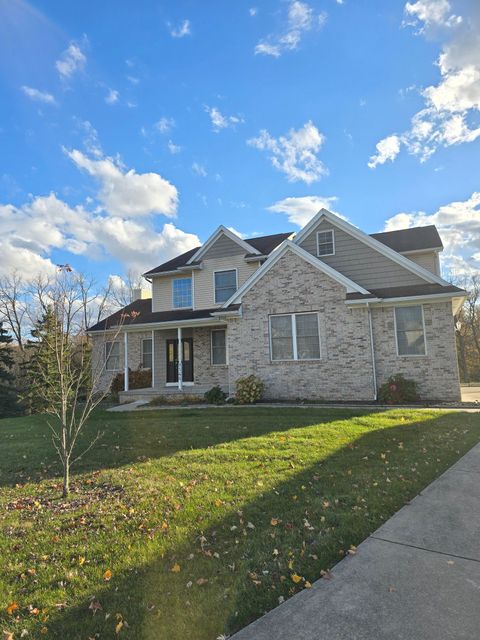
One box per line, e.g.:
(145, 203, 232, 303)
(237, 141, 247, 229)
(371, 225, 443, 253)
(88, 299, 240, 332)
(144, 232, 292, 276)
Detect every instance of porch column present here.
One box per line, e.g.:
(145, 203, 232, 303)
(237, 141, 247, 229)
(124, 332, 129, 391)
(177, 326, 183, 390)
(151, 329, 155, 388)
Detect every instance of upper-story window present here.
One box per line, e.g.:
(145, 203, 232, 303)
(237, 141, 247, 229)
(214, 269, 237, 304)
(317, 230, 335, 256)
(172, 277, 192, 308)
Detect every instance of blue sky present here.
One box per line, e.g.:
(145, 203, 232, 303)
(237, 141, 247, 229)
(0, 0, 479, 284)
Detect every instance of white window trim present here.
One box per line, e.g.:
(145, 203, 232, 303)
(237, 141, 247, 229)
(269, 312, 321, 362)
(105, 340, 121, 371)
(172, 276, 193, 309)
(211, 328, 228, 366)
(213, 268, 238, 305)
(141, 338, 153, 369)
(394, 305, 428, 357)
(316, 228, 335, 257)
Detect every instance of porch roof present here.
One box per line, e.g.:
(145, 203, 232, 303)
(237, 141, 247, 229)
(87, 298, 240, 332)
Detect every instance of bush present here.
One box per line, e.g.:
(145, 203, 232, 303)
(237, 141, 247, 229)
(204, 385, 227, 405)
(110, 367, 152, 398)
(148, 394, 204, 406)
(235, 374, 265, 404)
(378, 374, 420, 405)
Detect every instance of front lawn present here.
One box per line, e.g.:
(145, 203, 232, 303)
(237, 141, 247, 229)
(1, 407, 479, 639)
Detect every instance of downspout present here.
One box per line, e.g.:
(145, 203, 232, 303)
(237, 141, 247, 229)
(367, 303, 377, 401)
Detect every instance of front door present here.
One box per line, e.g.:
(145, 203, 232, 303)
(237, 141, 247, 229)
(166, 338, 194, 383)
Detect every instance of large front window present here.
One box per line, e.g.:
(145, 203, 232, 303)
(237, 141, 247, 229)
(214, 270, 237, 304)
(270, 313, 321, 361)
(395, 306, 426, 356)
(172, 278, 192, 308)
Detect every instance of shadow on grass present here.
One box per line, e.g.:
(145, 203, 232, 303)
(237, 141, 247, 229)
(27, 410, 480, 640)
(0, 407, 377, 487)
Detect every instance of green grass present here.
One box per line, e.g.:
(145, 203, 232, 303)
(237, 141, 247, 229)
(0, 407, 479, 639)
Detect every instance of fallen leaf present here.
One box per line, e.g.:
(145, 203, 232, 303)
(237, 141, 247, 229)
(304, 581, 312, 589)
(270, 518, 279, 526)
(3, 631, 14, 640)
(291, 574, 302, 584)
(103, 570, 112, 581)
(6, 603, 18, 616)
(115, 620, 123, 634)
(170, 563, 181, 573)
(78, 557, 86, 566)
(196, 578, 208, 585)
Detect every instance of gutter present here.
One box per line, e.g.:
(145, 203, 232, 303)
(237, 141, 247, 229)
(367, 302, 377, 402)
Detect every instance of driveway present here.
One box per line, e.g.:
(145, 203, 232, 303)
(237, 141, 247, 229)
(232, 442, 480, 640)
(462, 385, 480, 403)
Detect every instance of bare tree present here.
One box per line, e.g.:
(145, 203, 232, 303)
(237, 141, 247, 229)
(0, 271, 30, 350)
(24, 267, 128, 497)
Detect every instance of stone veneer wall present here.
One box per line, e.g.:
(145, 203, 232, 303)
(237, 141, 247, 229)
(372, 301, 461, 402)
(226, 250, 376, 401)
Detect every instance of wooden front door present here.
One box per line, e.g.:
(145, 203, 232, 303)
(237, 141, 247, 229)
(166, 338, 194, 383)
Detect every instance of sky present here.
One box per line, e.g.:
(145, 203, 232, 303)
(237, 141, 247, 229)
(0, 0, 479, 286)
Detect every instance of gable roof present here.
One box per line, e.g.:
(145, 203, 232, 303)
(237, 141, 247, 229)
(144, 231, 292, 276)
(371, 225, 443, 253)
(293, 209, 449, 287)
(186, 226, 262, 264)
(223, 240, 369, 307)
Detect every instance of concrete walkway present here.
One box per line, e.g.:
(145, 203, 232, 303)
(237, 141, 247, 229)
(232, 442, 480, 640)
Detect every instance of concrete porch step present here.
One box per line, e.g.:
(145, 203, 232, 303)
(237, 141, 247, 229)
(118, 385, 224, 403)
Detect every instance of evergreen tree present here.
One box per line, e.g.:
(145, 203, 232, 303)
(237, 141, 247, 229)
(0, 321, 19, 417)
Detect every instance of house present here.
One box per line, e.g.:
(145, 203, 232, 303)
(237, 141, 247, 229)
(88, 209, 466, 403)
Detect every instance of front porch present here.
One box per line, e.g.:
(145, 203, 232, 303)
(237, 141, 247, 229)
(119, 321, 229, 399)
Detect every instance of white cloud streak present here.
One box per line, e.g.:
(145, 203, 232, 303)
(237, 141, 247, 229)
(21, 86, 56, 105)
(169, 19, 191, 38)
(247, 120, 327, 183)
(55, 42, 87, 79)
(204, 106, 244, 132)
(268, 195, 339, 226)
(255, 0, 327, 57)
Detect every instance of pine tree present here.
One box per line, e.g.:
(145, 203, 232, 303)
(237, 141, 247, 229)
(0, 321, 19, 417)
(22, 307, 67, 414)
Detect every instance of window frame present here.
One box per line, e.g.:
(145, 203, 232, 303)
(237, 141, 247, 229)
(394, 305, 427, 357)
(141, 338, 153, 369)
(105, 340, 120, 371)
(213, 268, 238, 305)
(211, 328, 227, 366)
(269, 312, 321, 362)
(316, 229, 335, 257)
(172, 277, 193, 309)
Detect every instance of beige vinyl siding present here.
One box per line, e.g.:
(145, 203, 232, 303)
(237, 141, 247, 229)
(402, 251, 440, 276)
(299, 220, 426, 289)
(202, 234, 246, 259)
(151, 275, 188, 312)
(195, 255, 259, 309)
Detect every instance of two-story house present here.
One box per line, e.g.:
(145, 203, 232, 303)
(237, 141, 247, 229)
(88, 208, 466, 402)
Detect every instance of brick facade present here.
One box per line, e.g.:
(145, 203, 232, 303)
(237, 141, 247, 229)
(91, 249, 461, 402)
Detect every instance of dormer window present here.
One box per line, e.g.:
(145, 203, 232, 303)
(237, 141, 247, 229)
(214, 269, 237, 304)
(317, 230, 335, 256)
(172, 277, 192, 308)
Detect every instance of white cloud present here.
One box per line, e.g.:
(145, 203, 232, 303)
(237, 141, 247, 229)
(167, 140, 181, 154)
(21, 86, 56, 105)
(247, 120, 327, 183)
(0, 194, 199, 278)
(249, 7, 258, 17)
(268, 195, 338, 226)
(169, 19, 191, 38)
(155, 117, 175, 134)
(404, 0, 461, 33)
(255, 1, 327, 57)
(370, 4, 480, 166)
(205, 106, 244, 132)
(227, 226, 247, 238)
(67, 149, 178, 218)
(368, 134, 401, 168)
(55, 41, 86, 79)
(192, 162, 207, 177)
(105, 88, 119, 104)
(384, 191, 480, 275)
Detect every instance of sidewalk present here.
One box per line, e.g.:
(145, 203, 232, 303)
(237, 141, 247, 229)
(232, 443, 480, 640)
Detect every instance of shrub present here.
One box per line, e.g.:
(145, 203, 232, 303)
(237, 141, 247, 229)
(110, 367, 152, 398)
(378, 374, 420, 405)
(149, 394, 204, 406)
(235, 375, 265, 404)
(204, 385, 227, 405)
